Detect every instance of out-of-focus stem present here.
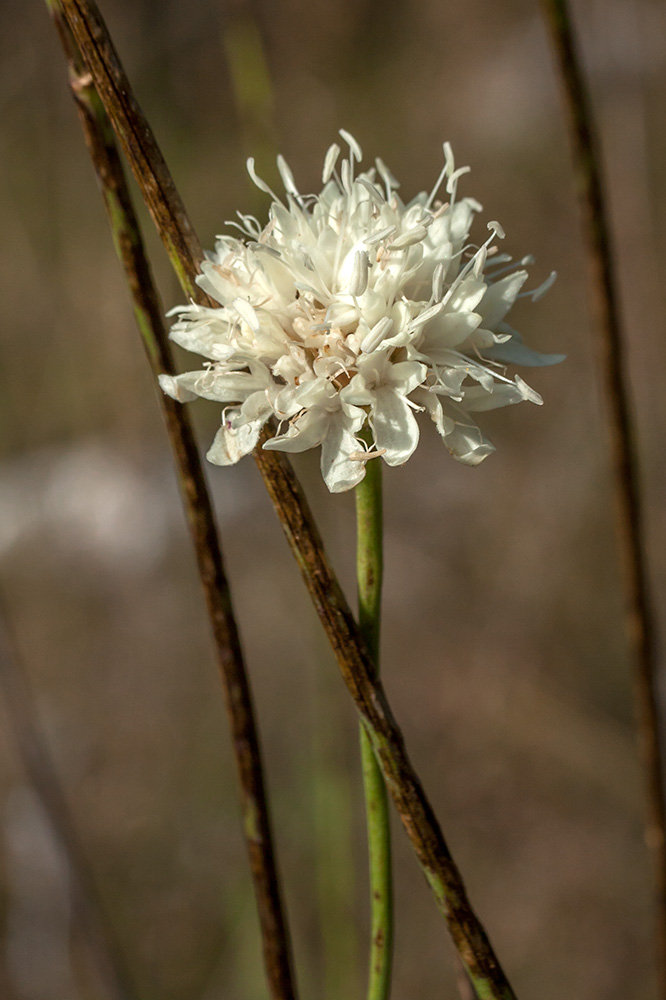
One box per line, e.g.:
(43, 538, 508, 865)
(541, 0, 666, 990)
(51, 2, 519, 994)
(0, 602, 137, 1000)
(46, 5, 298, 999)
(355, 452, 393, 1000)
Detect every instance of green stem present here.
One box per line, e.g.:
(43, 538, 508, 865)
(356, 452, 393, 1000)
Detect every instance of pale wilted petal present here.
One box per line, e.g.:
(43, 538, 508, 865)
(207, 413, 264, 465)
(442, 421, 496, 465)
(158, 374, 199, 402)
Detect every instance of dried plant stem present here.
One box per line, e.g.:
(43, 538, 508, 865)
(0, 602, 137, 1000)
(51, 2, 518, 994)
(355, 453, 393, 1000)
(541, 0, 666, 988)
(46, 6, 297, 999)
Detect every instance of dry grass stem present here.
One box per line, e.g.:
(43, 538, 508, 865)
(46, 5, 298, 998)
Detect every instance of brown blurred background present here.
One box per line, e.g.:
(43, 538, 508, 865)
(2, 0, 666, 997)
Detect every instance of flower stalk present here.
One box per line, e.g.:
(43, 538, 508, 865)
(51, 2, 519, 994)
(541, 0, 666, 991)
(355, 443, 393, 1000)
(45, 5, 297, 999)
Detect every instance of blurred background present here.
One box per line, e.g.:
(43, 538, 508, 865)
(2, 0, 666, 997)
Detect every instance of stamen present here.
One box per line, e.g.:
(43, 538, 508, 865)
(237, 212, 262, 236)
(426, 161, 450, 210)
(349, 447, 387, 462)
(388, 225, 429, 250)
(432, 262, 446, 302)
(407, 301, 444, 332)
(339, 129, 363, 162)
(360, 316, 394, 354)
(276, 155, 300, 199)
(365, 225, 396, 247)
(446, 165, 471, 198)
(349, 250, 370, 297)
(322, 143, 341, 183)
(487, 220, 505, 240)
(473, 246, 487, 277)
(526, 271, 557, 302)
(246, 158, 281, 203)
(443, 142, 455, 176)
(356, 177, 385, 204)
(375, 158, 399, 200)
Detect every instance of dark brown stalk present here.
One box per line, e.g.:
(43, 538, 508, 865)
(51, 1, 517, 995)
(0, 601, 136, 1000)
(541, 0, 666, 989)
(46, 6, 297, 999)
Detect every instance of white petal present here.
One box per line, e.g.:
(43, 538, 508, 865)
(413, 388, 453, 438)
(388, 360, 427, 395)
(240, 389, 275, 421)
(462, 379, 540, 412)
(370, 388, 420, 466)
(263, 409, 329, 453)
(172, 368, 269, 403)
(446, 275, 486, 314)
(477, 271, 528, 328)
(169, 321, 235, 361)
(420, 311, 482, 353)
(484, 338, 566, 367)
(232, 297, 260, 332)
(320, 414, 366, 493)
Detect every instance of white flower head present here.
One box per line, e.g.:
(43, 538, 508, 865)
(160, 133, 563, 492)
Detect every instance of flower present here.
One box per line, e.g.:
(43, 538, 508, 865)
(160, 132, 562, 492)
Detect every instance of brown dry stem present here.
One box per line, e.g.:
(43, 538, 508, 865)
(46, 5, 297, 999)
(542, 0, 666, 991)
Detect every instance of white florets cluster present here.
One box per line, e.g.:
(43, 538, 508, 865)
(160, 132, 561, 492)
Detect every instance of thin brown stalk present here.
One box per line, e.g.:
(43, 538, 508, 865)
(46, 5, 297, 999)
(50, 1, 518, 995)
(0, 600, 136, 1000)
(541, 0, 666, 988)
